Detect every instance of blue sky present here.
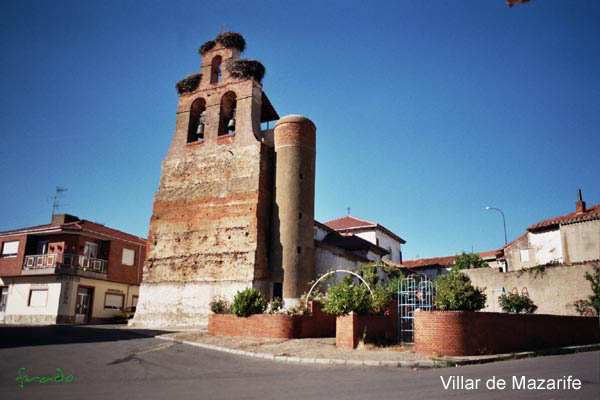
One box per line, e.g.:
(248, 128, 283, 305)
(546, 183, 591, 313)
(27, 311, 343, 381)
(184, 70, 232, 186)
(1, 1, 598, 260)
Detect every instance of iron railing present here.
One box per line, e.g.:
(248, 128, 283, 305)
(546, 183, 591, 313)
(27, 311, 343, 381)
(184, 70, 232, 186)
(23, 253, 108, 274)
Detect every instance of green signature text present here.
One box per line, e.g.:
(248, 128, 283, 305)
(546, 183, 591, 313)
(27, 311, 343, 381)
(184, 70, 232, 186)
(15, 367, 74, 389)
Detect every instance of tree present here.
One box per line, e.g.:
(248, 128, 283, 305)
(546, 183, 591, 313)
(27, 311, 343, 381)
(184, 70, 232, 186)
(434, 269, 487, 311)
(452, 252, 489, 270)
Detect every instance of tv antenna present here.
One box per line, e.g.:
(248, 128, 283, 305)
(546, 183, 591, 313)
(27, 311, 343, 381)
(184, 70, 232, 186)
(49, 186, 68, 218)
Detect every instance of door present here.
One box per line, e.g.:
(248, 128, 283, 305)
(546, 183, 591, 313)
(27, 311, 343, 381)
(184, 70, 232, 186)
(0, 287, 8, 321)
(75, 287, 92, 323)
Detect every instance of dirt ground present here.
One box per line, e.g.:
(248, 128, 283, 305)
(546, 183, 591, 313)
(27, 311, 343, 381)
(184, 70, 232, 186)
(165, 332, 432, 361)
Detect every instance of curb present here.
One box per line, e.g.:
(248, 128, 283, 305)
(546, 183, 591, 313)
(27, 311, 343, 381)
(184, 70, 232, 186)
(155, 335, 600, 368)
(438, 343, 600, 367)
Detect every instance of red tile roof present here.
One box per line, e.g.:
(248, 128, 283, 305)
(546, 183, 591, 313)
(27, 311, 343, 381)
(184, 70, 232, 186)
(0, 219, 146, 244)
(400, 250, 502, 269)
(324, 216, 406, 244)
(527, 204, 600, 232)
(324, 216, 377, 230)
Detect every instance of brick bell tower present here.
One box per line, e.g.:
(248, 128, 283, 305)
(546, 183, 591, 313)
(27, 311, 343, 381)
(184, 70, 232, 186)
(132, 33, 282, 326)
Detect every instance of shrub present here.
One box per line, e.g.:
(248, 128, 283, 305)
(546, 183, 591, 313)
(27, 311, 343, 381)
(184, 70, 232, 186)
(574, 264, 600, 315)
(266, 297, 284, 314)
(175, 73, 202, 94)
(322, 283, 373, 315)
(231, 288, 267, 317)
(573, 299, 597, 316)
(434, 269, 487, 311)
(209, 296, 230, 314)
(452, 252, 489, 270)
(224, 59, 265, 83)
(498, 292, 537, 314)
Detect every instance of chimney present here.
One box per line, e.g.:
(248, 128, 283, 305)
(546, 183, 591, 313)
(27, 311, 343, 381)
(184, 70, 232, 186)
(576, 189, 587, 214)
(51, 214, 80, 225)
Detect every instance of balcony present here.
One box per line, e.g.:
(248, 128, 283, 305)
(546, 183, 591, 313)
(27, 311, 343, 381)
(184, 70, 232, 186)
(22, 253, 108, 276)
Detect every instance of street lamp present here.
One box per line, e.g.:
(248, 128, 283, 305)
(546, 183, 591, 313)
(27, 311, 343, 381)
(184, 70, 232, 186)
(484, 206, 507, 246)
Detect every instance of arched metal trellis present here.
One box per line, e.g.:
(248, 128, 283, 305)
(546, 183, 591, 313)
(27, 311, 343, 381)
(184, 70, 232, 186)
(398, 274, 434, 344)
(306, 269, 374, 304)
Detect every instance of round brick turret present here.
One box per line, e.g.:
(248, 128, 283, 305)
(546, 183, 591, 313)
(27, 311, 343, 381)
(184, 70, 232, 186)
(272, 115, 316, 305)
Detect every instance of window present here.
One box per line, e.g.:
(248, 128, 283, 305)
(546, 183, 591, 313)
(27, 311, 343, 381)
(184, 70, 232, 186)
(0, 287, 8, 313)
(132, 295, 139, 308)
(218, 92, 237, 136)
(36, 240, 49, 255)
(520, 249, 530, 263)
(28, 289, 48, 307)
(122, 249, 135, 266)
(1, 241, 19, 257)
(187, 98, 206, 143)
(84, 242, 98, 258)
(104, 293, 124, 310)
(210, 55, 222, 84)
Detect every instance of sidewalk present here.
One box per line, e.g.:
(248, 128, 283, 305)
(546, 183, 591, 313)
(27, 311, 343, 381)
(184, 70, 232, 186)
(154, 330, 600, 368)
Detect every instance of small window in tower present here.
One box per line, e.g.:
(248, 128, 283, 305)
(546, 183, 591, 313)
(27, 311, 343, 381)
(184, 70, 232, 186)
(297, 246, 302, 254)
(298, 212, 302, 219)
(188, 98, 206, 143)
(210, 55, 222, 84)
(299, 173, 303, 180)
(218, 92, 237, 136)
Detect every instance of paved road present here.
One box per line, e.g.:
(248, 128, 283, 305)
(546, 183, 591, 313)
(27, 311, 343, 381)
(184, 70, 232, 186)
(0, 325, 598, 399)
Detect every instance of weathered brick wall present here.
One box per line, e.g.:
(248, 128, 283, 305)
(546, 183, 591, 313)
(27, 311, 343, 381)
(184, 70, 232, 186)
(132, 41, 274, 326)
(208, 302, 335, 338)
(463, 264, 596, 315)
(335, 302, 398, 349)
(414, 311, 600, 356)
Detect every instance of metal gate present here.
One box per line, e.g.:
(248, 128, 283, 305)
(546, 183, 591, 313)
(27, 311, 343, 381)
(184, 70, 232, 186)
(398, 275, 434, 344)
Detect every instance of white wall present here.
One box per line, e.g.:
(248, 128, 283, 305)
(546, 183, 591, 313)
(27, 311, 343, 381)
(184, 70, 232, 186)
(3, 277, 61, 324)
(528, 229, 563, 265)
(371, 230, 402, 263)
(313, 224, 329, 241)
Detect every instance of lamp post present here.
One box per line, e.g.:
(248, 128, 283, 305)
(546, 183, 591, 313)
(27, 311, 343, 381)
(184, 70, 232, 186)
(485, 206, 507, 246)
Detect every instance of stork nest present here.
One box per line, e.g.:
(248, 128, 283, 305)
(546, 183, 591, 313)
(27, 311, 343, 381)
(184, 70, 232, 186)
(198, 32, 246, 54)
(175, 73, 202, 94)
(225, 59, 265, 83)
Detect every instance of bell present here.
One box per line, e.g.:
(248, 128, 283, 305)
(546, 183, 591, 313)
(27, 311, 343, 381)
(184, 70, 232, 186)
(227, 118, 235, 129)
(196, 123, 204, 135)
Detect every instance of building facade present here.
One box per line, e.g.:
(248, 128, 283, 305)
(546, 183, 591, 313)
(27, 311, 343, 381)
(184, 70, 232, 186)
(504, 193, 599, 271)
(0, 214, 146, 324)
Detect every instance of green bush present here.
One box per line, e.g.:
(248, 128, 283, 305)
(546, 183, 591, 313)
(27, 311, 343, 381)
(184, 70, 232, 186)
(574, 264, 600, 315)
(231, 288, 267, 317)
(434, 270, 487, 311)
(452, 252, 489, 270)
(209, 296, 230, 314)
(322, 283, 373, 315)
(266, 297, 284, 314)
(498, 292, 537, 314)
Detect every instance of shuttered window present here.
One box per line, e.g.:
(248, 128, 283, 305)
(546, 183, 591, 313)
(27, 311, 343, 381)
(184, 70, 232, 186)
(28, 289, 48, 307)
(122, 249, 135, 266)
(104, 293, 124, 310)
(1, 241, 19, 257)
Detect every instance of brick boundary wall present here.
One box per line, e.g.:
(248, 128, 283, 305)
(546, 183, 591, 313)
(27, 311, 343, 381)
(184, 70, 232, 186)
(335, 302, 399, 349)
(414, 310, 600, 356)
(208, 302, 335, 339)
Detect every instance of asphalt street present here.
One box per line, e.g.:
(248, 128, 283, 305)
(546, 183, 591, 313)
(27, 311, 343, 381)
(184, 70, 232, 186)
(0, 325, 598, 400)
